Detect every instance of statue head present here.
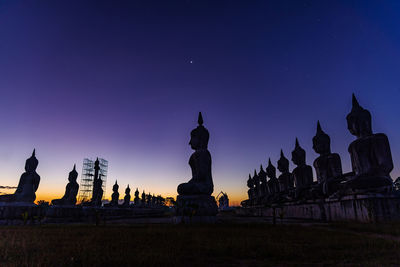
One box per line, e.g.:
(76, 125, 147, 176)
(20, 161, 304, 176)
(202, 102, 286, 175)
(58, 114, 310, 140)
(346, 94, 372, 138)
(277, 149, 289, 173)
(125, 185, 130, 194)
(266, 158, 276, 179)
(312, 121, 331, 155)
(247, 173, 253, 188)
(25, 149, 39, 172)
(189, 112, 210, 150)
(112, 180, 119, 192)
(259, 165, 266, 176)
(68, 164, 78, 182)
(253, 169, 258, 181)
(292, 138, 306, 166)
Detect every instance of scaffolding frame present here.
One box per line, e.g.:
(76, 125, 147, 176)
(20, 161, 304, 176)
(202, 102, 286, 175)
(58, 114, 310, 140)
(78, 158, 108, 203)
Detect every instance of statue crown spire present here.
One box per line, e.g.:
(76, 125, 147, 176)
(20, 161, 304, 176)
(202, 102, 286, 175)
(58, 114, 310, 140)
(32, 149, 36, 157)
(198, 112, 203, 126)
(73, 164, 76, 171)
(295, 138, 300, 148)
(352, 93, 360, 109)
(280, 149, 284, 157)
(268, 158, 272, 166)
(254, 169, 257, 176)
(317, 120, 323, 134)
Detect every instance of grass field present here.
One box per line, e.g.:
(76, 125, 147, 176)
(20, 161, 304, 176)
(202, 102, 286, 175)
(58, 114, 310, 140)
(0, 222, 399, 266)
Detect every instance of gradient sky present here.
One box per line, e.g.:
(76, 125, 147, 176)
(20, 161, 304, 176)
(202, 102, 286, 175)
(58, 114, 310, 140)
(0, 0, 400, 205)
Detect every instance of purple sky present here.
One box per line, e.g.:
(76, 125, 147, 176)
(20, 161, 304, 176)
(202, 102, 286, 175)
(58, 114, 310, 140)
(0, 0, 399, 204)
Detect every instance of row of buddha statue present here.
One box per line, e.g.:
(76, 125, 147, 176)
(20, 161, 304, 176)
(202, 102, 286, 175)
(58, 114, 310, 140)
(0, 153, 165, 207)
(244, 94, 394, 206)
(106, 180, 165, 207)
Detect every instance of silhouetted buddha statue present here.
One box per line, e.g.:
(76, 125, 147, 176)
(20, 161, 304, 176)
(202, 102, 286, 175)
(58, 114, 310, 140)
(266, 158, 280, 198)
(246, 173, 254, 203)
(277, 150, 293, 194)
(141, 190, 146, 205)
(175, 112, 218, 223)
(292, 138, 314, 199)
(123, 185, 131, 207)
(0, 150, 40, 204)
(146, 193, 152, 205)
(252, 169, 260, 202)
(177, 112, 214, 195)
(91, 158, 103, 206)
(344, 94, 393, 192)
(134, 188, 140, 205)
(51, 165, 79, 206)
(258, 165, 268, 200)
(109, 180, 119, 206)
(312, 121, 343, 196)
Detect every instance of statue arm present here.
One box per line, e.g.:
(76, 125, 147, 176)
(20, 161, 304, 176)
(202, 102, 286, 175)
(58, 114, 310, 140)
(374, 136, 394, 174)
(33, 174, 40, 192)
(330, 154, 343, 178)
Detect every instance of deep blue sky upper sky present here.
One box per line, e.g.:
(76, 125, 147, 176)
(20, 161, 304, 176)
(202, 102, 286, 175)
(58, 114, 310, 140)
(0, 0, 399, 204)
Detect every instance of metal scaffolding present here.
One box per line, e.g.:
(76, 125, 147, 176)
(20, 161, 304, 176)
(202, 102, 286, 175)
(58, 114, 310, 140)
(78, 158, 108, 203)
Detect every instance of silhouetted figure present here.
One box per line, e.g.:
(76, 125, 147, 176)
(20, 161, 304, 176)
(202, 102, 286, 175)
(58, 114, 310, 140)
(246, 174, 254, 205)
(146, 193, 152, 206)
(141, 190, 146, 206)
(177, 112, 214, 195)
(258, 165, 268, 202)
(51, 165, 79, 206)
(134, 188, 140, 205)
(312, 121, 343, 196)
(343, 94, 393, 193)
(266, 158, 280, 201)
(252, 169, 260, 204)
(175, 112, 218, 222)
(109, 180, 119, 207)
(292, 138, 314, 199)
(0, 150, 40, 204)
(277, 150, 293, 196)
(91, 158, 103, 206)
(122, 185, 131, 207)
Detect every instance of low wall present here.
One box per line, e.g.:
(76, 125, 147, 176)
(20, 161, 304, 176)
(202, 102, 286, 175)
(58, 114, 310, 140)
(237, 194, 400, 223)
(0, 205, 168, 225)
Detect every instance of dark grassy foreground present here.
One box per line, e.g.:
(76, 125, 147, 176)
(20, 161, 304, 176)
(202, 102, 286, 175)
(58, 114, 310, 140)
(0, 223, 399, 266)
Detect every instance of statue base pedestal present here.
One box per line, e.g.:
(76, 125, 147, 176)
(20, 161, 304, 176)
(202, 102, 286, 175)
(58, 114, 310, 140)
(174, 195, 218, 224)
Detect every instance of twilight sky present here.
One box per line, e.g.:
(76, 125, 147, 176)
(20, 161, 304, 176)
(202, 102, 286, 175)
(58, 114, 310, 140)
(0, 0, 399, 205)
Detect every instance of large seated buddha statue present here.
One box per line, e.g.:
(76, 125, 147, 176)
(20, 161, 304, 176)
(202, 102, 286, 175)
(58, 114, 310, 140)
(0, 150, 40, 204)
(177, 112, 213, 195)
(258, 165, 268, 202)
(312, 121, 343, 196)
(277, 150, 294, 196)
(292, 138, 314, 199)
(266, 159, 280, 202)
(252, 169, 260, 204)
(246, 173, 254, 205)
(343, 94, 393, 193)
(51, 165, 79, 206)
(175, 113, 218, 222)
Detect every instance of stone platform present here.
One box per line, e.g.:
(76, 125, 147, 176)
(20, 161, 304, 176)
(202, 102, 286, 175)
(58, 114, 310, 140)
(174, 195, 218, 223)
(237, 194, 400, 223)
